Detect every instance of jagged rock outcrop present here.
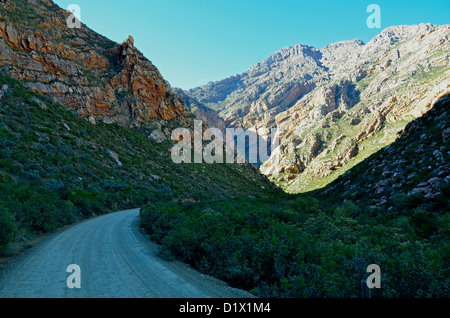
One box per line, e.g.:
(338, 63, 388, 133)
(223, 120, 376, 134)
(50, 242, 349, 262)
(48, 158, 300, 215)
(185, 23, 450, 192)
(0, 0, 186, 127)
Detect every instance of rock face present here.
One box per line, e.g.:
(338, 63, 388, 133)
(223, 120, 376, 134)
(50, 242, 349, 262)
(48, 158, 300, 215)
(322, 94, 450, 211)
(185, 23, 450, 192)
(172, 88, 225, 131)
(188, 43, 325, 129)
(0, 0, 186, 127)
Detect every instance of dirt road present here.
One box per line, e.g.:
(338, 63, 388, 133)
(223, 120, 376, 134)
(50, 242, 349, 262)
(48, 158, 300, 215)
(0, 209, 252, 298)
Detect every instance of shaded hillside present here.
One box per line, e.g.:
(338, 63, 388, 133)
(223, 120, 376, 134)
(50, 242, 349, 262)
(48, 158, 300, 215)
(138, 94, 449, 299)
(139, 95, 449, 299)
(0, 73, 276, 252)
(321, 93, 450, 215)
(172, 88, 225, 131)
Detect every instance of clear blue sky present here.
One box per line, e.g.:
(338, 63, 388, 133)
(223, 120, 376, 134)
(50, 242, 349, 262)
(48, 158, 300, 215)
(53, 0, 449, 89)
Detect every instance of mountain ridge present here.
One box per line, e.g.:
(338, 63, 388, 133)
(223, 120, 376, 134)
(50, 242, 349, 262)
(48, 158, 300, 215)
(183, 23, 450, 192)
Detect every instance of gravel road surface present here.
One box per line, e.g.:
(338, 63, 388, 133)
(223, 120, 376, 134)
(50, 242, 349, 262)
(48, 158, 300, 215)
(0, 209, 253, 298)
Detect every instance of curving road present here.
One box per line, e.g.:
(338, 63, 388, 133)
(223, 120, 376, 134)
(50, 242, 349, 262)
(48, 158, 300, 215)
(0, 209, 252, 298)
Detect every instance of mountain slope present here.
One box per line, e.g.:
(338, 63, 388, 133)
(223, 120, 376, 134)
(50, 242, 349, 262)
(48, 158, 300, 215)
(0, 0, 186, 127)
(0, 0, 278, 266)
(172, 87, 226, 130)
(188, 43, 327, 127)
(0, 72, 276, 253)
(185, 24, 450, 192)
(321, 93, 450, 214)
(138, 94, 449, 298)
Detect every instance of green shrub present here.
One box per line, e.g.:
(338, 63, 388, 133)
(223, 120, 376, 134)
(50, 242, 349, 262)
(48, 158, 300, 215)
(22, 192, 59, 233)
(70, 189, 107, 216)
(335, 200, 361, 217)
(0, 206, 18, 254)
(391, 192, 425, 212)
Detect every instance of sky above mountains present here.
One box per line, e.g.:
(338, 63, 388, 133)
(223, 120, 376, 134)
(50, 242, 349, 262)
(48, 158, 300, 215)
(53, 0, 450, 89)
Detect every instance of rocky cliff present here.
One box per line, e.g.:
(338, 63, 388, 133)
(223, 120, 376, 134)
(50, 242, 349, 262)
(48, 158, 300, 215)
(321, 93, 449, 213)
(186, 23, 450, 192)
(0, 0, 186, 127)
(172, 87, 225, 130)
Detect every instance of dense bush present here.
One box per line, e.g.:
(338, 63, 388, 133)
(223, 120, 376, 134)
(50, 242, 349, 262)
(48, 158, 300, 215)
(0, 206, 17, 254)
(140, 196, 449, 298)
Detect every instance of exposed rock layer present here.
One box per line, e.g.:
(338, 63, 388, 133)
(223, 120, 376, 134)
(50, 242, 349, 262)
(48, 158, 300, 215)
(0, 0, 186, 127)
(185, 23, 450, 192)
(322, 94, 450, 209)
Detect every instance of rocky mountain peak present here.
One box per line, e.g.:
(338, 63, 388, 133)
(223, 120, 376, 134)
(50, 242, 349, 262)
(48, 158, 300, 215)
(125, 35, 135, 48)
(261, 44, 321, 64)
(321, 39, 365, 52)
(184, 23, 450, 192)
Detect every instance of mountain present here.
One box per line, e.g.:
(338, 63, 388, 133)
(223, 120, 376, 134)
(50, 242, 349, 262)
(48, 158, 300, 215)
(172, 87, 226, 130)
(0, 0, 187, 127)
(0, 1, 448, 299)
(0, 1, 277, 253)
(139, 94, 449, 297)
(185, 23, 450, 192)
(321, 93, 450, 214)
